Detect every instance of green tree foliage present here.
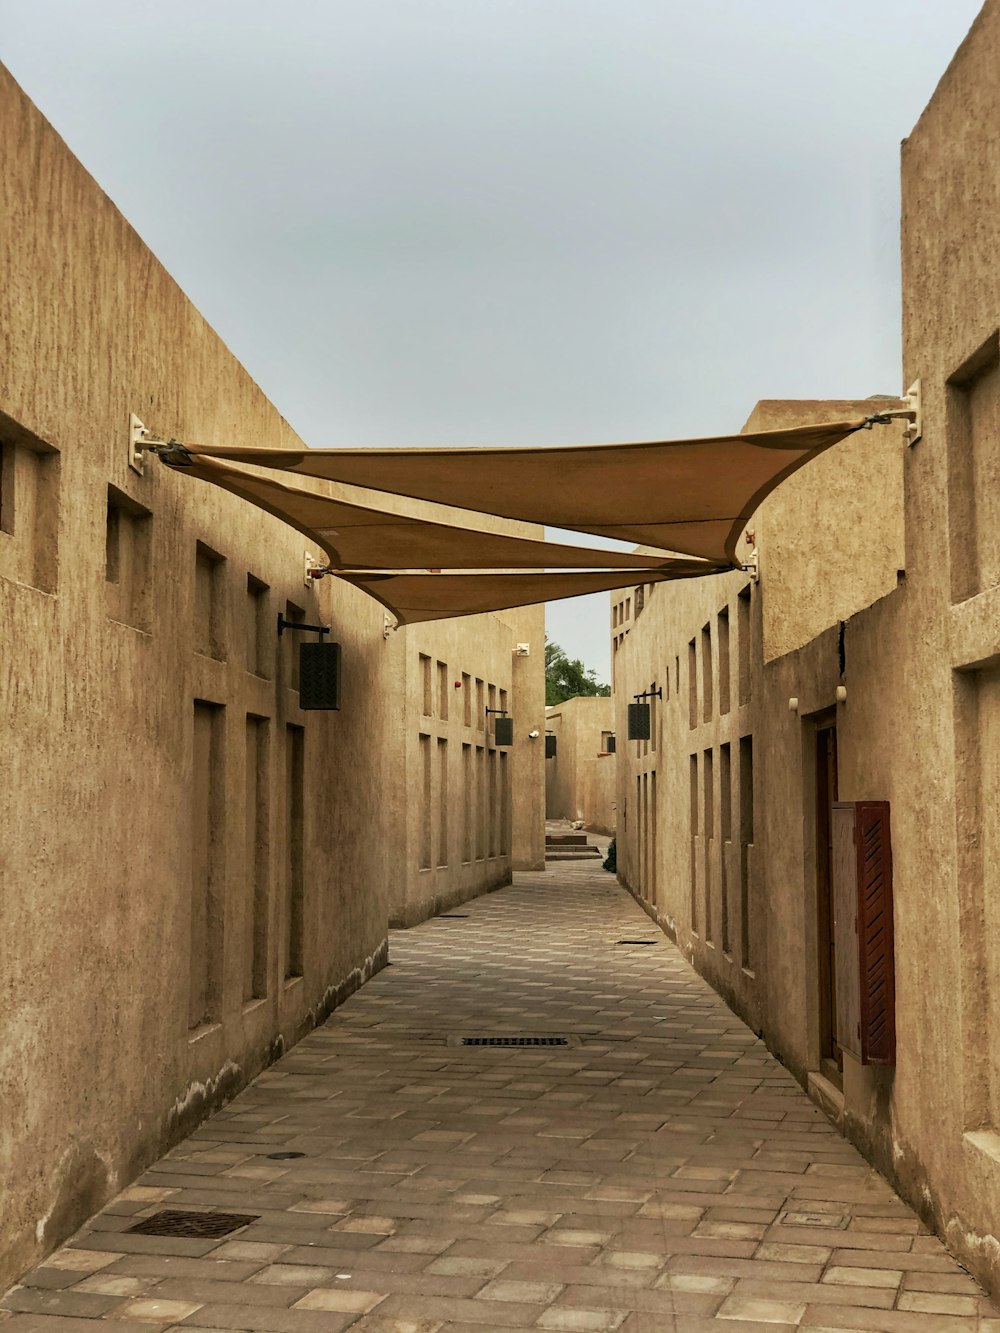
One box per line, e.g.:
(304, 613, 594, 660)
(545, 639, 611, 705)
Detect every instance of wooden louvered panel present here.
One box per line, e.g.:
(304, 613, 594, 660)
(832, 803, 861, 1063)
(855, 801, 896, 1065)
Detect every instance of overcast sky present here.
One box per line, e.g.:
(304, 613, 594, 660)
(2, 1, 982, 679)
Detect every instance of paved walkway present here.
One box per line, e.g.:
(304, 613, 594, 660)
(5, 865, 999, 1332)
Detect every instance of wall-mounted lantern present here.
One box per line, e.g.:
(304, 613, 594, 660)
(628, 686, 662, 740)
(277, 612, 341, 710)
(486, 707, 513, 746)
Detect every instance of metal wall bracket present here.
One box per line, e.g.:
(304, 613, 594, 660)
(741, 549, 760, 584)
(304, 552, 330, 587)
(277, 612, 330, 638)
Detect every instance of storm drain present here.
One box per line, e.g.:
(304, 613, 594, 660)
(617, 939, 658, 945)
(128, 1210, 259, 1238)
(438, 914, 469, 919)
(459, 1036, 570, 1047)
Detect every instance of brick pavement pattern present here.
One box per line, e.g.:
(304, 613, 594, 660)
(4, 864, 1000, 1333)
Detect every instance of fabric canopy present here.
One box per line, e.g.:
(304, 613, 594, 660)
(169, 419, 866, 565)
(336, 566, 717, 626)
(167, 454, 707, 573)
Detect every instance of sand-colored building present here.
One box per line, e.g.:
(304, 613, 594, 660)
(614, 2, 1000, 1296)
(0, 64, 543, 1289)
(544, 695, 616, 835)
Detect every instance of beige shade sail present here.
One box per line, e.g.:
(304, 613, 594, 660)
(169, 419, 867, 564)
(336, 566, 718, 626)
(166, 454, 712, 573)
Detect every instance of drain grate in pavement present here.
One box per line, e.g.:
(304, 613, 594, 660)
(617, 939, 658, 945)
(438, 914, 469, 919)
(128, 1210, 259, 1238)
(460, 1036, 569, 1047)
(779, 1210, 849, 1230)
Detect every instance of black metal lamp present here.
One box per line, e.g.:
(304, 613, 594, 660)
(628, 686, 661, 740)
(487, 707, 513, 746)
(277, 612, 341, 710)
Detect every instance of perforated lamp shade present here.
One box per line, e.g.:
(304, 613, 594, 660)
(628, 703, 651, 741)
(494, 717, 514, 747)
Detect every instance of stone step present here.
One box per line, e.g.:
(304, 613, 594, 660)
(545, 834, 589, 846)
(545, 847, 603, 861)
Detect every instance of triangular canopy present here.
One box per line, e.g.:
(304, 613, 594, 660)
(169, 419, 865, 565)
(336, 567, 715, 626)
(168, 455, 706, 573)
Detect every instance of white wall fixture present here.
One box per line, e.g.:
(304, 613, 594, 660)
(514, 643, 531, 656)
(788, 697, 799, 712)
(903, 380, 922, 446)
(836, 685, 848, 703)
(128, 414, 147, 475)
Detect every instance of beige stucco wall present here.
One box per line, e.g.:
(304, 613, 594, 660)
(887, 0, 1000, 1288)
(612, 3, 1000, 1297)
(384, 602, 546, 927)
(0, 64, 545, 1290)
(544, 695, 616, 834)
(614, 398, 904, 1024)
(745, 398, 905, 662)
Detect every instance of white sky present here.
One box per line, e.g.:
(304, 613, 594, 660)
(1, 1, 982, 680)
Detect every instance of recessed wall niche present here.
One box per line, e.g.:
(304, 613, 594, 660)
(106, 486, 152, 631)
(947, 331, 1000, 603)
(0, 412, 61, 594)
(195, 541, 227, 660)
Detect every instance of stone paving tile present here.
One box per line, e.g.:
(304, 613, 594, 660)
(4, 863, 999, 1332)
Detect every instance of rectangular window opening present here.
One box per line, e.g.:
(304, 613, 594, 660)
(718, 606, 731, 716)
(190, 701, 225, 1030)
(688, 639, 698, 730)
(195, 543, 227, 660)
(437, 737, 449, 867)
(703, 747, 715, 943)
(701, 624, 713, 723)
(437, 660, 449, 720)
(720, 742, 732, 954)
(284, 724, 304, 980)
(689, 753, 699, 933)
(738, 586, 752, 706)
(244, 715, 270, 1001)
(739, 735, 755, 969)
(419, 653, 432, 716)
(246, 575, 271, 678)
(419, 734, 432, 870)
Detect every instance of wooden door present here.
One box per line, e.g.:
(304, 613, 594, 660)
(815, 722, 841, 1074)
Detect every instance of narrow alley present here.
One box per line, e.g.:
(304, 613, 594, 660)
(4, 866, 997, 1333)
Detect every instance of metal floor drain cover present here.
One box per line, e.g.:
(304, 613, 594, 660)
(459, 1035, 570, 1047)
(779, 1210, 849, 1230)
(617, 939, 657, 945)
(267, 1151, 307, 1160)
(438, 914, 469, 919)
(128, 1210, 259, 1238)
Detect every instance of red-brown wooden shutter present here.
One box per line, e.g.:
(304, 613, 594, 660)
(855, 801, 896, 1065)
